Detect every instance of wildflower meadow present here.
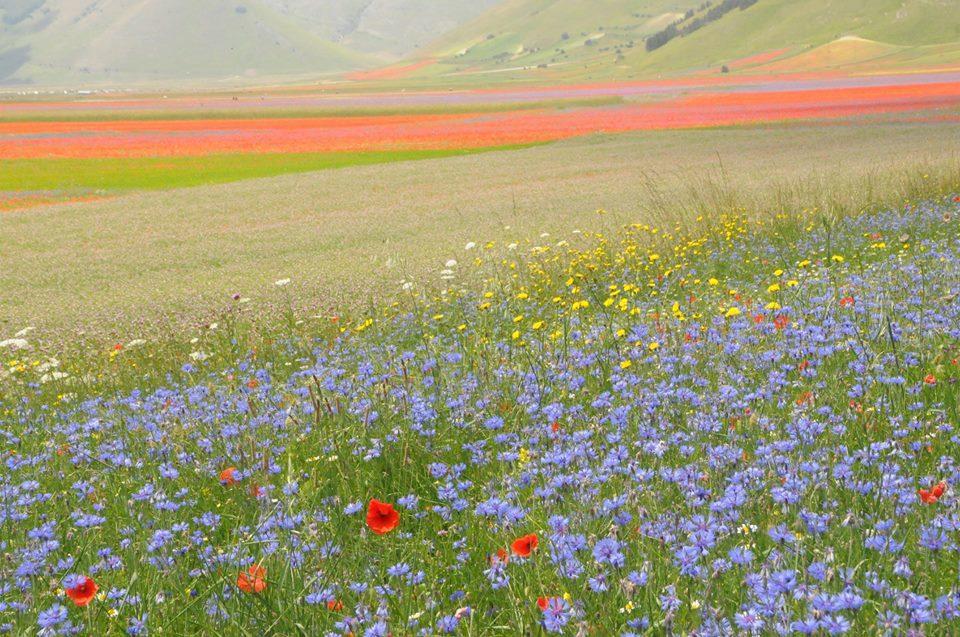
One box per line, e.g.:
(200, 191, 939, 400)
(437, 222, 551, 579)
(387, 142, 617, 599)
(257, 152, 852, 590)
(2, 196, 960, 636)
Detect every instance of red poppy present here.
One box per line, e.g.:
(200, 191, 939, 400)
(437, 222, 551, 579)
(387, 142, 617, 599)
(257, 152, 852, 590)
(551, 421, 560, 433)
(327, 599, 344, 611)
(923, 374, 937, 386)
(219, 467, 238, 486)
(773, 315, 789, 330)
(511, 533, 539, 558)
(537, 596, 561, 611)
(65, 576, 98, 607)
(919, 481, 947, 504)
(237, 565, 267, 594)
(366, 499, 400, 535)
(488, 548, 509, 565)
(840, 296, 855, 307)
(246, 378, 259, 389)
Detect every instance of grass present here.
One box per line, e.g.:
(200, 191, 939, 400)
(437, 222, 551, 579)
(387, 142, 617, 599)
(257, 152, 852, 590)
(1, 146, 535, 193)
(1, 169, 958, 634)
(2, 118, 959, 340)
(0, 96, 626, 123)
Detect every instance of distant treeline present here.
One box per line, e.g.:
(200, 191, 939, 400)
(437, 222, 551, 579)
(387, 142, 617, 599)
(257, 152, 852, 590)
(646, 0, 760, 52)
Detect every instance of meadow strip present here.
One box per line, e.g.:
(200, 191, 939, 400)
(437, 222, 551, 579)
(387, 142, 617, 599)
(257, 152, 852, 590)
(3, 81, 959, 159)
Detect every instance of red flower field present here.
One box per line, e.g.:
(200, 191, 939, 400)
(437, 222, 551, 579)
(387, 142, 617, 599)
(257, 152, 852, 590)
(3, 74, 959, 160)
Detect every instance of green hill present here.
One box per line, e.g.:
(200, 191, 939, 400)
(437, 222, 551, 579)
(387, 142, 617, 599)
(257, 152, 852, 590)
(421, 0, 699, 74)
(3, 0, 959, 88)
(414, 0, 960, 82)
(261, 0, 501, 59)
(0, 0, 498, 87)
(625, 0, 960, 75)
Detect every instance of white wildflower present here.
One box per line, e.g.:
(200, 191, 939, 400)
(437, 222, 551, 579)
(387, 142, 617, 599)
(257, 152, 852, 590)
(0, 338, 29, 350)
(40, 371, 70, 384)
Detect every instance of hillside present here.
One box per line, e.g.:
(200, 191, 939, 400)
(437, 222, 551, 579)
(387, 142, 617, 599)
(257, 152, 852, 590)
(0, 0, 498, 87)
(419, 0, 701, 76)
(3, 0, 960, 88)
(625, 0, 960, 76)
(261, 0, 501, 59)
(412, 0, 960, 82)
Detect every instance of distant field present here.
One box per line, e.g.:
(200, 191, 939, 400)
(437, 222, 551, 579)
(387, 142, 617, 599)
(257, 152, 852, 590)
(0, 96, 626, 122)
(3, 119, 959, 338)
(3, 70, 960, 339)
(3, 71, 959, 214)
(5, 76, 960, 161)
(1, 148, 523, 193)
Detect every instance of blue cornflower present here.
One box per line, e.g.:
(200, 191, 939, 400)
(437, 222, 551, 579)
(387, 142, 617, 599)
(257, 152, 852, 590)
(734, 609, 764, 633)
(822, 614, 852, 634)
(541, 598, 572, 634)
(364, 621, 389, 637)
(767, 524, 796, 544)
(436, 615, 458, 634)
(592, 538, 625, 568)
(38, 604, 68, 630)
(126, 614, 148, 636)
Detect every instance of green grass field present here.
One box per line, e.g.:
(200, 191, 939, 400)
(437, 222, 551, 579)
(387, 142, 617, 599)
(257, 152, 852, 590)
(2, 147, 532, 193)
(3, 118, 959, 342)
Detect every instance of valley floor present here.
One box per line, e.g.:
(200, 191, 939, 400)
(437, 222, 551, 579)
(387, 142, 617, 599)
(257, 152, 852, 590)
(2, 116, 960, 338)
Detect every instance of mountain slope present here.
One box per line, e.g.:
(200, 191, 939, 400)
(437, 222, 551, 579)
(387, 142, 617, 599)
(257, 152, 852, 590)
(625, 0, 960, 75)
(422, 0, 701, 73)
(262, 0, 502, 59)
(0, 0, 500, 86)
(414, 0, 960, 81)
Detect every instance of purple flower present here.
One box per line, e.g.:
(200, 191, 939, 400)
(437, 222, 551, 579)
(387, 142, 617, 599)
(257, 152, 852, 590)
(542, 598, 572, 634)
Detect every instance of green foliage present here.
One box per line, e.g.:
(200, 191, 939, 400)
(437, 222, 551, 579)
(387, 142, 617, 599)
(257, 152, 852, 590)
(0, 146, 529, 193)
